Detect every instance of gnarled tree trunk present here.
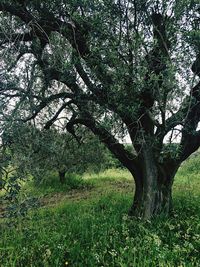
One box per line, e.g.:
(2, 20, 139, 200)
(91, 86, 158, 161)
(129, 146, 179, 219)
(130, 174, 173, 219)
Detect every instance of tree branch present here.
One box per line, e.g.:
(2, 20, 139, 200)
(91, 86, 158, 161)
(66, 112, 140, 177)
(44, 101, 72, 129)
(180, 130, 200, 161)
(24, 92, 74, 121)
(0, 31, 34, 46)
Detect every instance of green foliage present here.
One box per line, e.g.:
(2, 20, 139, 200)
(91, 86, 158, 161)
(0, 167, 38, 220)
(3, 123, 111, 183)
(1, 161, 200, 266)
(159, 143, 181, 162)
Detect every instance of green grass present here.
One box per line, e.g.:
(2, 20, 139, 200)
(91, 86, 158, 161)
(0, 162, 200, 267)
(20, 172, 93, 197)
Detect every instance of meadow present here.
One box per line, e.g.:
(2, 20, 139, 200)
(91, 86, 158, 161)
(0, 156, 200, 267)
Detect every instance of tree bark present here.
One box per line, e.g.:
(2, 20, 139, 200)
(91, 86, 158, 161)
(129, 146, 179, 220)
(130, 170, 174, 219)
(58, 170, 66, 184)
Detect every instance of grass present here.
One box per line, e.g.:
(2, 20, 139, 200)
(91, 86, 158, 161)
(0, 161, 200, 267)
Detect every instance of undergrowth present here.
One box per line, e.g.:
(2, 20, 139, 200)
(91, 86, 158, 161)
(0, 160, 200, 267)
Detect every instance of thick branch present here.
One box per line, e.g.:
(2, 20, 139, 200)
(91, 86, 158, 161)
(44, 101, 71, 129)
(0, 3, 33, 24)
(180, 130, 200, 161)
(156, 81, 200, 141)
(66, 114, 140, 177)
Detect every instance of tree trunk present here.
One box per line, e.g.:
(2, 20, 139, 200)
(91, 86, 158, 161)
(129, 146, 178, 220)
(130, 169, 174, 219)
(58, 170, 66, 184)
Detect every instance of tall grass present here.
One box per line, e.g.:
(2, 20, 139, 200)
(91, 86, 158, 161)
(0, 159, 200, 267)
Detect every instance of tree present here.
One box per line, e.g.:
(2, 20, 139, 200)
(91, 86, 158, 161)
(0, 0, 200, 219)
(2, 123, 109, 184)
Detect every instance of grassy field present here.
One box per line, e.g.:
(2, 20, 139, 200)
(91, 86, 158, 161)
(0, 158, 200, 267)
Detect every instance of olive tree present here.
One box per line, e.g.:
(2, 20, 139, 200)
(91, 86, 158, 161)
(0, 0, 200, 219)
(2, 123, 108, 184)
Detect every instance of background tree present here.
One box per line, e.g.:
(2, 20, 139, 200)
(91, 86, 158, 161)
(0, 0, 200, 219)
(2, 123, 109, 184)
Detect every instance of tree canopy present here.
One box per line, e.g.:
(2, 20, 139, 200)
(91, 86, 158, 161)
(2, 123, 109, 184)
(0, 0, 200, 219)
